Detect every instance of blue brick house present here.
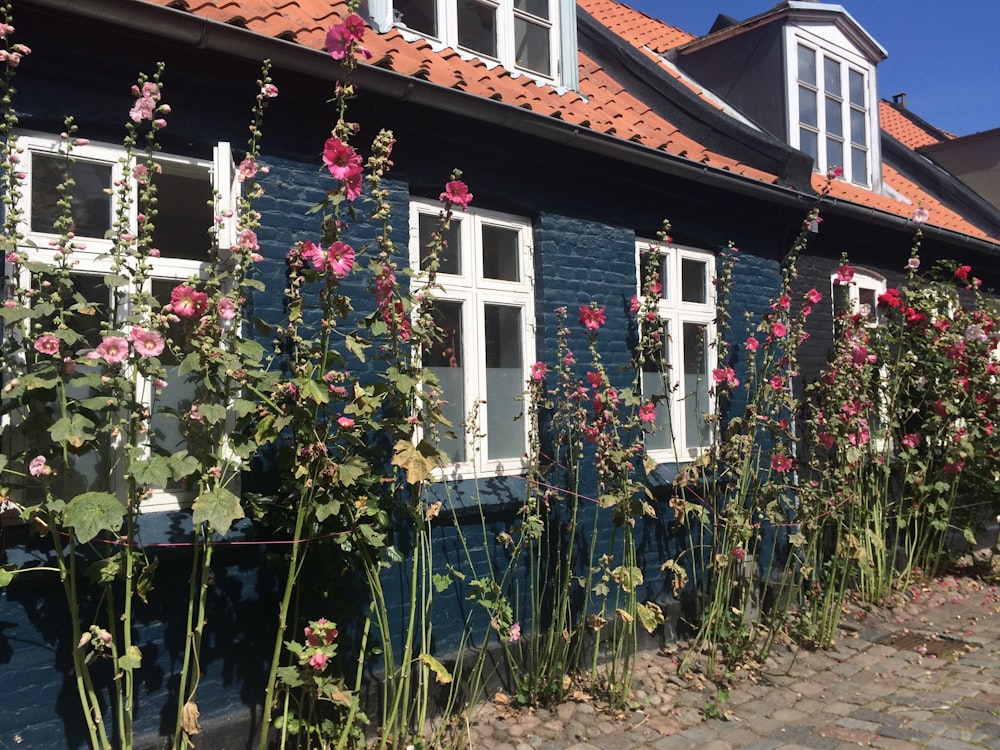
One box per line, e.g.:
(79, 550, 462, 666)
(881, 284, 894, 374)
(3, 0, 1000, 747)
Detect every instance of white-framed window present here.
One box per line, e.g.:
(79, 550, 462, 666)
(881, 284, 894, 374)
(832, 267, 885, 322)
(409, 199, 535, 478)
(386, 0, 560, 80)
(638, 240, 716, 462)
(7, 132, 238, 512)
(789, 33, 876, 187)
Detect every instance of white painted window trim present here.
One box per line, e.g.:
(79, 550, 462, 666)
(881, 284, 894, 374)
(638, 239, 717, 464)
(7, 132, 238, 512)
(785, 26, 881, 190)
(409, 199, 535, 480)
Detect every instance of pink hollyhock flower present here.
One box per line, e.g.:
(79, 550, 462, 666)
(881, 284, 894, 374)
(440, 180, 473, 209)
(342, 13, 366, 41)
(239, 227, 259, 253)
(955, 265, 972, 281)
(217, 298, 237, 320)
(0, 23, 13, 39)
(771, 454, 793, 473)
(508, 623, 521, 643)
(344, 165, 364, 201)
(629, 295, 640, 314)
(237, 157, 258, 182)
(586, 371, 602, 388)
(133, 163, 149, 184)
(943, 459, 964, 475)
(33, 334, 60, 355)
(129, 327, 165, 358)
(29, 455, 49, 477)
(325, 23, 353, 60)
(578, 305, 606, 331)
(91, 335, 130, 364)
(170, 285, 209, 319)
(260, 83, 279, 98)
(773, 295, 790, 311)
(322, 137, 361, 180)
(712, 367, 739, 388)
(911, 207, 929, 224)
(908, 257, 920, 270)
(835, 265, 854, 284)
(818, 432, 834, 450)
(770, 321, 787, 338)
(129, 82, 159, 122)
(769, 375, 784, 389)
(337, 416, 355, 428)
(309, 651, 328, 670)
(827, 165, 844, 179)
(639, 402, 656, 423)
(326, 241, 355, 278)
(806, 288, 822, 304)
(530, 361, 547, 381)
(745, 336, 759, 352)
(732, 546, 747, 563)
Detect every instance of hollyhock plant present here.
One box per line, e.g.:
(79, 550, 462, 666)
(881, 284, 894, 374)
(28, 455, 49, 477)
(835, 264, 854, 284)
(129, 327, 165, 358)
(322, 137, 361, 181)
(439, 180, 473, 209)
(530, 361, 547, 381)
(90, 335, 130, 365)
(217, 297, 237, 320)
(33, 334, 60, 355)
(170, 284, 209, 319)
(771, 454, 793, 473)
(578, 304, 606, 331)
(638, 402, 656, 423)
(955, 265, 972, 282)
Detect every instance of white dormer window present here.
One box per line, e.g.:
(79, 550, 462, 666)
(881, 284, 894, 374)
(372, 0, 574, 84)
(788, 30, 879, 188)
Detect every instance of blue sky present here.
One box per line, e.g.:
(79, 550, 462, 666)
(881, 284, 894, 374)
(624, 1, 1000, 137)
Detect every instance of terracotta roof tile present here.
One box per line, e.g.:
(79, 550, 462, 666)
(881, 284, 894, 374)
(577, 0, 693, 54)
(879, 101, 947, 150)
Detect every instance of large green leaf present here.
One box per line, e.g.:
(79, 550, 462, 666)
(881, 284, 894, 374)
(49, 414, 97, 449)
(64, 492, 124, 543)
(131, 455, 172, 487)
(192, 486, 244, 532)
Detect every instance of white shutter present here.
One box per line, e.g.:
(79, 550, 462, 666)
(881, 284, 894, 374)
(212, 142, 240, 255)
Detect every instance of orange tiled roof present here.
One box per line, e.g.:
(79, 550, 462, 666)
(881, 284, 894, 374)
(577, 0, 694, 55)
(140, 0, 776, 182)
(879, 101, 949, 150)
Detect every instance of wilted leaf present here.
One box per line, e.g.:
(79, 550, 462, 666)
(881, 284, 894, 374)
(419, 653, 453, 684)
(637, 601, 665, 634)
(180, 700, 201, 747)
(137, 557, 159, 604)
(391, 439, 440, 484)
(424, 501, 442, 522)
(64, 492, 124, 543)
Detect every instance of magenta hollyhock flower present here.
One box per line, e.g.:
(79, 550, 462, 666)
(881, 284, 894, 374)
(322, 137, 361, 180)
(770, 321, 787, 338)
(217, 298, 237, 321)
(92, 335, 130, 364)
(835, 264, 854, 284)
(732, 546, 747, 563)
(129, 327, 165, 358)
(955, 265, 972, 281)
(29, 455, 48, 477)
(337, 416, 355, 428)
(806, 288, 822, 304)
(745, 336, 759, 352)
(902, 433, 920, 448)
(326, 241, 355, 278)
(769, 375, 784, 389)
(439, 180, 473, 210)
(827, 165, 843, 179)
(33, 334, 60, 355)
(530, 361, 547, 381)
(344, 165, 364, 201)
(578, 305, 606, 331)
(170, 285, 209, 319)
(771, 454, 793, 473)
(639, 402, 656, 423)
(508, 623, 521, 643)
(325, 23, 352, 60)
(342, 13, 366, 41)
(630, 295, 640, 314)
(585, 371, 602, 388)
(712, 367, 739, 388)
(943, 459, 964, 475)
(818, 432, 834, 450)
(309, 651, 328, 670)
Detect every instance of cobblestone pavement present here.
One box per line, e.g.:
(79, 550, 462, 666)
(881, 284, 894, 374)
(465, 574, 1000, 749)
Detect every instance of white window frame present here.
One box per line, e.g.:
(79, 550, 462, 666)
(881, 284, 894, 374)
(7, 132, 238, 512)
(409, 199, 535, 479)
(832, 267, 886, 323)
(381, 0, 562, 83)
(638, 239, 717, 463)
(786, 28, 880, 189)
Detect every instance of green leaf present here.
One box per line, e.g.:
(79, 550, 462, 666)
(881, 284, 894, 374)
(192, 486, 244, 532)
(131, 455, 172, 487)
(336, 456, 367, 487)
(419, 653, 453, 684)
(137, 558, 158, 604)
(0, 567, 14, 587)
(237, 338, 265, 363)
(86, 554, 123, 586)
(64, 492, 124, 543)
(345, 334, 367, 363)
(233, 398, 257, 417)
(118, 646, 142, 670)
(167, 451, 200, 480)
(198, 403, 228, 425)
(103, 273, 129, 288)
(637, 601, 665, 634)
(432, 573, 453, 593)
(177, 351, 201, 376)
(302, 378, 329, 405)
(49, 414, 97, 448)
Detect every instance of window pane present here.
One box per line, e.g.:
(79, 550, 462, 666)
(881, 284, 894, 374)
(31, 153, 112, 238)
(681, 258, 707, 304)
(484, 304, 524, 460)
(799, 128, 818, 162)
(850, 108, 866, 147)
(851, 147, 868, 186)
(514, 0, 548, 20)
(419, 213, 462, 275)
(825, 96, 843, 136)
(858, 287, 877, 320)
(481, 223, 519, 281)
(826, 137, 843, 174)
(798, 86, 817, 127)
(395, 0, 437, 35)
(428, 300, 466, 463)
(682, 322, 710, 449)
(457, 0, 497, 57)
(849, 69, 865, 107)
(153, 163, 214, 261)
(797, 44, 815, 85)
(514, 17, 550, 75)
(823, 57, 841, 96)
(639, 250, 668, 299)
(642, 326, 672, 451)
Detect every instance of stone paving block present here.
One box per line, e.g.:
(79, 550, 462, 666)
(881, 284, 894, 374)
(735, 739, 782, 750)
(925, 737, 988, 750)
(869, 738, 921, 750)
(833, 717, 882, 733)
(818, 723, 878, 745)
